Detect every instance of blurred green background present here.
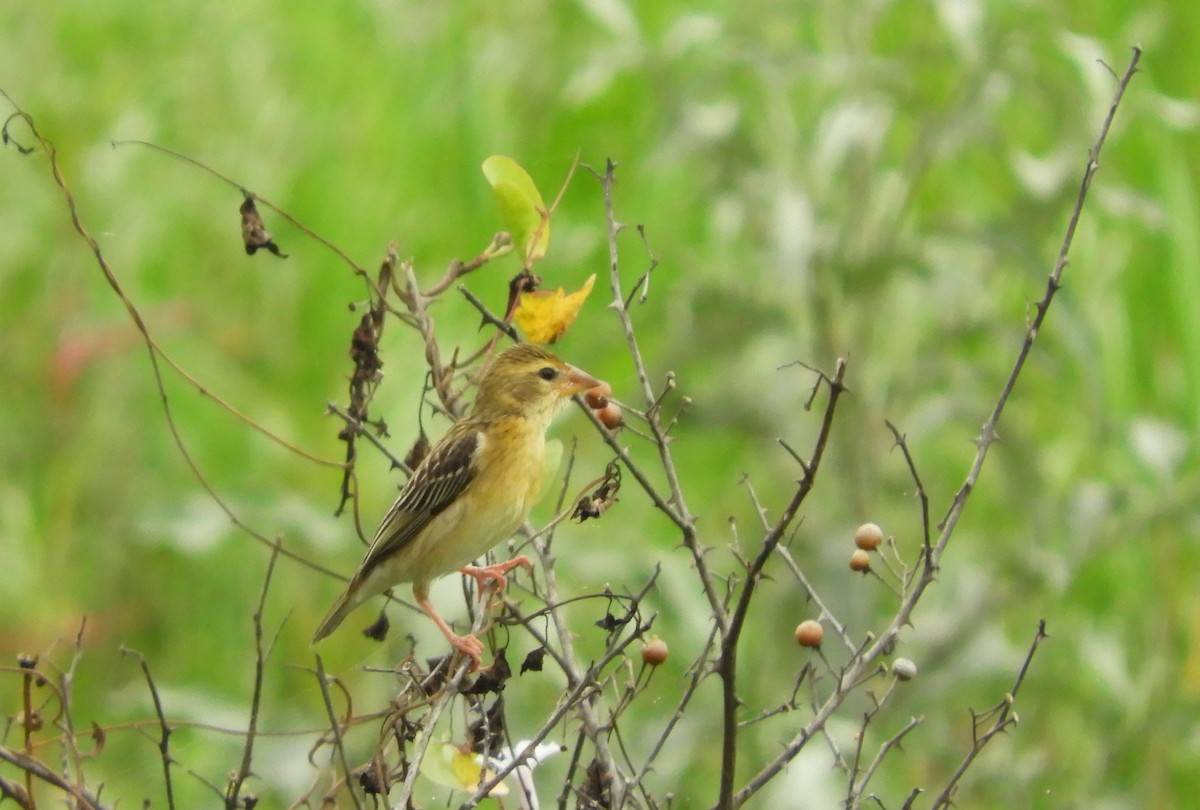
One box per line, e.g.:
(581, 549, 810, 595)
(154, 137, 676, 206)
(2, 1, 1198, 807)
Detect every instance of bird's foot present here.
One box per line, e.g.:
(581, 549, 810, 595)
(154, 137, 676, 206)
(460, 555, 534, 595)
(447, 631, 485, 672)
(417, 591, 487, 672)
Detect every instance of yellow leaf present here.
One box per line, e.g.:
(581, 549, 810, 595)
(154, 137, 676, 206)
(514, 274, 596, 344)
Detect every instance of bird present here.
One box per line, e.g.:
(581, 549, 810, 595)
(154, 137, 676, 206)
(313, 343, 602, 669)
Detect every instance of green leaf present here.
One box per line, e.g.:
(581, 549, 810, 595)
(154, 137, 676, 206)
(482, 155, 550, 266)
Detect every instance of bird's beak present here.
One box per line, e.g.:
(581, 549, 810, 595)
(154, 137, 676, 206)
(558, 364, 602, 397)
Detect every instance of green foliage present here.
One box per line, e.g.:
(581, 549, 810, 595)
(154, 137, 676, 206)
(482, 154, 550, 266)
(2, 1, 1198, 807)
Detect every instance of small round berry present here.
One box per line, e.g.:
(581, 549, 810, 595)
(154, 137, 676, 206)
(794, 620, 824, 648)
(854, 522, 884, 551)
(642, 637, 669, 666)
(893, 657, 918, 681)
(849, 549, 871, 572)
(584, 382, 613, 410)
(596, 401, 624, 430)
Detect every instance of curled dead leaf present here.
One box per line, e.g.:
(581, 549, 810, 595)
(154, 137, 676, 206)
(514, 273, 595, 344)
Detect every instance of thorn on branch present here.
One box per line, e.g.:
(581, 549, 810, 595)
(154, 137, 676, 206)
(459, 285, 519, 341)
(623, 224, 660, 308)
(883, 420, 933, 562)
(776, 438, 811, 476)
(778, 358, 848, 410)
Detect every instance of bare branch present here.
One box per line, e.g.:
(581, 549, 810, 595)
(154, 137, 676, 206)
(0, 746, 107, 809)
(716, 358, 848, 810)
(884, 420, 932, 566)
(226, 539, 284, 809)
(930, 620, 1047, 808)
(312, 654, 365, 810)
(119, 647, 177, 810)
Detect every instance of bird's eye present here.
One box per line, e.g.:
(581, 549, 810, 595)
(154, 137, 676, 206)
(538, 366, 558, 381)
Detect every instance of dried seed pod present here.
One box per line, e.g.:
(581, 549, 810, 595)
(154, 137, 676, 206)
(573, 461, 621, 521)
(239, 196, 287, 258)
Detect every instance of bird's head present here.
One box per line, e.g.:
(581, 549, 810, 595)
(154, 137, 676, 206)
(473, 343, 601, 423)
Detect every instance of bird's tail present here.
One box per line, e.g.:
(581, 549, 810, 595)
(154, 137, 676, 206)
(312, 585, 359, 644)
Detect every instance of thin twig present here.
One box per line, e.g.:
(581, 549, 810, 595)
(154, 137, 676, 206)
(884, 420, 932, 565)
(774, 545, 857, 655)
(623, 225, 660, 308)
(0, 92, 345, 586)
(929, 620, 1047, 808)
(226, 539, 284, 808)
(0, 746, 106, 809)
(590, 158, 727, 644)
(851, 716, 923, 808)
(120, 647, 177, 810)
(312, 654, 365, 810)
(52, 620, 90, 801)
(716, 359, 848, 810)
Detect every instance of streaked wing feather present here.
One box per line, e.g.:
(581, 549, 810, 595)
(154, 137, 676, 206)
(357, 425, 480, 575)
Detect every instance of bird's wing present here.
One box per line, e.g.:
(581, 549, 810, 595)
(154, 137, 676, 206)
(356, 423, 481, 576)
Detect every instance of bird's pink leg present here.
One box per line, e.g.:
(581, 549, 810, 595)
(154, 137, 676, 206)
(414, 584, 484, 671)
(460, 554, 534, 594)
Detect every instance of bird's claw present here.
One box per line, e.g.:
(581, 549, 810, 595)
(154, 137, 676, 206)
(448, 632, 485, 671)
(460, 555, 534, 594)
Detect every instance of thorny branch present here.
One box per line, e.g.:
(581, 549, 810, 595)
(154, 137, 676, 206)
(717, 359, 848, 810)
(930, 620, 1048, 809)
(729, 46, 1140, 808)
